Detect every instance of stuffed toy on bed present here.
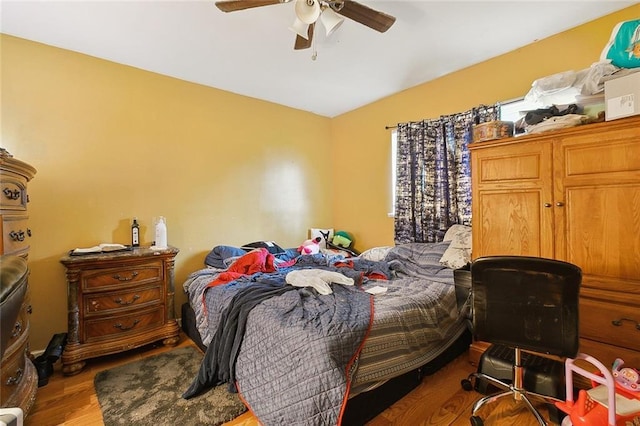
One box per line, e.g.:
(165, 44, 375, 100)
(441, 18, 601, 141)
(298, 237, 322, 255)
(332, 231, 353, 248)
(326, 231, 360, 257)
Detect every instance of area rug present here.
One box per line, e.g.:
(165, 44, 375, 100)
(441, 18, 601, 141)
(94, 346, 247, 426)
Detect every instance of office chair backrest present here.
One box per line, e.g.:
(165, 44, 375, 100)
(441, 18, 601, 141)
(471, 256, 582, 358)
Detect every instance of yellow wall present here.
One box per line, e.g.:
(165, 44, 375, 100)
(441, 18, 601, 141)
(2, 4, 638, 350)
(2, 36, 333, 349)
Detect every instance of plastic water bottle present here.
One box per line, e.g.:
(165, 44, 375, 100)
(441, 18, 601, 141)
(155, 216, 167, 248)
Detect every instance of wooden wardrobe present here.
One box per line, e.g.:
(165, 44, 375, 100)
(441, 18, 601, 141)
(469, 115, 640, 368)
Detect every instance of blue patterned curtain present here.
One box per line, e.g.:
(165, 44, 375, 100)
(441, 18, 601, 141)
(394, 104, 500, 244)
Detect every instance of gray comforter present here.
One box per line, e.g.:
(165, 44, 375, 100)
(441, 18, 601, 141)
(184, 258, 373, 425)
(182, 242, 466, 425)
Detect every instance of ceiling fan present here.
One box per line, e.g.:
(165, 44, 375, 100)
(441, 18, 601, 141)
(214, 0, 396, 50)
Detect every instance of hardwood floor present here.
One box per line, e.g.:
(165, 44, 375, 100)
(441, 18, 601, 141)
(26, 333, 561, 426)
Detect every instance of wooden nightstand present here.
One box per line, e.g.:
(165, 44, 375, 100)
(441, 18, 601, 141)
(59, 246, 180, 375)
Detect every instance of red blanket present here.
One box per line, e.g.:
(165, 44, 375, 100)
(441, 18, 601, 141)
(207, 248, 276, 288)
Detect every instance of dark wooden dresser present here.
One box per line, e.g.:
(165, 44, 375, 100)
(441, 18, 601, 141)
(59, 246, 180, 375)
(0, 148, 38, 416)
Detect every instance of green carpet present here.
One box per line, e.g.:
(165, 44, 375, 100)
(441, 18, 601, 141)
(94, 346, 247, 426)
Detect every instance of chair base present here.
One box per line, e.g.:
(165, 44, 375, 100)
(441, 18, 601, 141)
(476, 344, 565, 397)
(462, 344, 567, 425)
(467, 371, 562, 425)
(475, 344, 566, 424)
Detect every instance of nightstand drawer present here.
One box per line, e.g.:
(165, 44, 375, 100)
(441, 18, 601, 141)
(84, 285, 163, 315)
(82, 262, 163, 291)
(580, 297, 640, 352)
(84, 308, 164, 342)
(1, 215, 31, 256)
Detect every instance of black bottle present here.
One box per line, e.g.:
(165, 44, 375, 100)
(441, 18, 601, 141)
(131, 218, 140, 247)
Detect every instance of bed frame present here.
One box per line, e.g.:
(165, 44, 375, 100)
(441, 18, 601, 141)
(181, 302, 472, 425)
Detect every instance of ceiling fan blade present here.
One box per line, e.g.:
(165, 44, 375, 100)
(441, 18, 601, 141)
(294, 22, 314, 50)
(332, 0, 395, 33)
(215, 0, 290, 13)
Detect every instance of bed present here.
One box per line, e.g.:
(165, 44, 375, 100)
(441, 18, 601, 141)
(180, 226, 473, 426)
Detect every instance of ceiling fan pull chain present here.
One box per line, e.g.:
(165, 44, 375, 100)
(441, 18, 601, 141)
(311, 23, 318, 60)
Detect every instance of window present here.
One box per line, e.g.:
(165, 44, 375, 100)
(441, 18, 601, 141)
(389, 129, 397, 217)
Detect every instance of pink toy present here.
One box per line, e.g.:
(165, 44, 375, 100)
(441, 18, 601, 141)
(298, 237, 321, 255)
(612, 359, 640, 393)
(555, 353, 640, 426)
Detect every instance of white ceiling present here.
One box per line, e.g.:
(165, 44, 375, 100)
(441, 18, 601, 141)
(1, 0, 635, 117)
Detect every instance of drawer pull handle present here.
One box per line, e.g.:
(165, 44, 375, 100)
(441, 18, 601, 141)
(543, 203, 552, 208)
(11, 321, 22, 337)
(2, 187, 20, 200)
(5, 368, 23, 386)
(27, 228, 32, 237)
(112, 271, 139, 282)
(611, 317, 640, 330)
(114, 295, 140, 306)
(114, 319, 140, 331)
(26, 304, 32, 314)
(9, 230, 25, 242)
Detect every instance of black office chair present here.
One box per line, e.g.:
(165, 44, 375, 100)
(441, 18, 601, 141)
(461, 256, 581, 426)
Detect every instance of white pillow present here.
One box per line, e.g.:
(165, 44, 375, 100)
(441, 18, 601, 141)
(443, 224, 472, 243)
(359, 246, 393, 262)
(439, 246, 470, 269)
(450, 229, 472, 249)
(440, 225, 472, 269)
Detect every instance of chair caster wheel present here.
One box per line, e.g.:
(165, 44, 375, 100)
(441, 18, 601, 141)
(461, 378, 473, 391)
(470, 415, 484, 426)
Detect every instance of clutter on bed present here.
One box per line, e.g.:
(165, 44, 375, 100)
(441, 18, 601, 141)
(297, 236, 322, 255)
(358, 246, 393, 262)
(326, 230, 360, 256)
(240, 240, 286, 254)
(181, 228, 472, 425)
(309, 227, 334, 248)
(204, 243, 297, 269)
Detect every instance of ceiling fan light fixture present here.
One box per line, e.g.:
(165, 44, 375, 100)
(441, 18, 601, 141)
(294, 0, 321, 24)
(289, 17, 310, 40)
(214, 0, 395, 53)
(320, 7, 343, 37)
